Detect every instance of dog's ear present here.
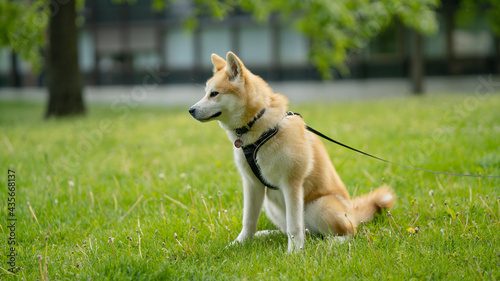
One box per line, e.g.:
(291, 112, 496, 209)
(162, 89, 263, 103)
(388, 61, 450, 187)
(226, 52, 243, 81)
(211, 53, 226, 73)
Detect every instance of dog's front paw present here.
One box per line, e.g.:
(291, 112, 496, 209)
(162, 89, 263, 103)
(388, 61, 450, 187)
(227, 239, 242, 248)
(224, 236, 243, 250)
(226, 229, 257, 249)
(225, 234, 247, 249)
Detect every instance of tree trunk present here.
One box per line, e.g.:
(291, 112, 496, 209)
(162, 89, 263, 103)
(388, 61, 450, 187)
(10, 52, 21, 87)
(494, 35, 500, 74)
(445, 5, 457, 75)
(411, 30, 424, 95)
(45, 0, 85, 118)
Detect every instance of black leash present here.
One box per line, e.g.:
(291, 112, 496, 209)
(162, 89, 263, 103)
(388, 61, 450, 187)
(287, 112, 500, 178)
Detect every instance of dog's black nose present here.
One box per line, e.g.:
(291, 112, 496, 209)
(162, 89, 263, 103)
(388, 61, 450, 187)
(188, 107, 196, 116)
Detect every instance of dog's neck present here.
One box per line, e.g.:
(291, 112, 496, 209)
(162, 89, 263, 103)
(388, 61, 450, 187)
(220, 93, 289, 146)
(233, 108, 266, 137)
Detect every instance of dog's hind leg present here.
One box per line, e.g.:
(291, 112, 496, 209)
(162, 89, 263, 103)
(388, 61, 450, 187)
(304, 194, 357, 236)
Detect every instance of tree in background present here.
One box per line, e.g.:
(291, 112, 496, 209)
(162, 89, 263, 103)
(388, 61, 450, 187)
(0, 0, 46, 86)
(0, 0, 84, 118)
(45, 0, 85, 118)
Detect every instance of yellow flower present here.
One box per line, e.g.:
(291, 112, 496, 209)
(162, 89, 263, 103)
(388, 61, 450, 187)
(406, 227, 416, 234)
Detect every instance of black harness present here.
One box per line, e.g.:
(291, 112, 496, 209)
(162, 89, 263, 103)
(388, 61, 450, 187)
(234, 111, 300, 190)
(241, 126, 280, 190)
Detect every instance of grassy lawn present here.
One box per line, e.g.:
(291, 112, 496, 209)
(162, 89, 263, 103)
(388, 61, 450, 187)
(1, 93, 499, 280)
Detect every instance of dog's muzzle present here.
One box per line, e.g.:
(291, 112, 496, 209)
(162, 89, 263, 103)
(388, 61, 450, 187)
(189, 107, 221, 121)
(188, 107, 196, 117)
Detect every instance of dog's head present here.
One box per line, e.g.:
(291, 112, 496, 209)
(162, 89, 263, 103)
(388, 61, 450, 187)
(189, 52, 263, 129)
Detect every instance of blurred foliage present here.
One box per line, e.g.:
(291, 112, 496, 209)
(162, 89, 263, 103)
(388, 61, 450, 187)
(182, 0, 440, 78)
(112, 0, 440, 78)
(0, 0, 47, 72)
(456, 0, 500, 35)
(0, 0, 85, 73)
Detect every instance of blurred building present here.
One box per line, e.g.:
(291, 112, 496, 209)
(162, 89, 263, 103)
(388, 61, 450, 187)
(0, 0, 497, 87)
(81, 0, 311, 85)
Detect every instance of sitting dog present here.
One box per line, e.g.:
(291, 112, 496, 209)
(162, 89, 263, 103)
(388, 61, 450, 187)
(189, 52, 395, 252)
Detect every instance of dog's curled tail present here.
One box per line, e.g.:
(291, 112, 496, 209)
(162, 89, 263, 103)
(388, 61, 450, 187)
(351, 185, 395, 224)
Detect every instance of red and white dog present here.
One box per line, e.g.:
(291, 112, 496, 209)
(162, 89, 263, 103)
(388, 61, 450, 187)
(189, 52, 395, 252)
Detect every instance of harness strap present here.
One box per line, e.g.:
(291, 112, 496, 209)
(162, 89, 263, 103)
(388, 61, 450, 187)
(242, 126, 280, 190)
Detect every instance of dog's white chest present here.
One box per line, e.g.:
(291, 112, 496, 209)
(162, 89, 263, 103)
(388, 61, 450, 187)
(234, 143, 289, 213)
(234, 141, 291, 188)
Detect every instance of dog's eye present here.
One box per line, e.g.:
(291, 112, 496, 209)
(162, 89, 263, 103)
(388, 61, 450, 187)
(210, 91, 219, 98)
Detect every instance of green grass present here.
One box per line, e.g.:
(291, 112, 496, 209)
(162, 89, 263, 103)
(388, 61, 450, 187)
(1, 93, 499, 280)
